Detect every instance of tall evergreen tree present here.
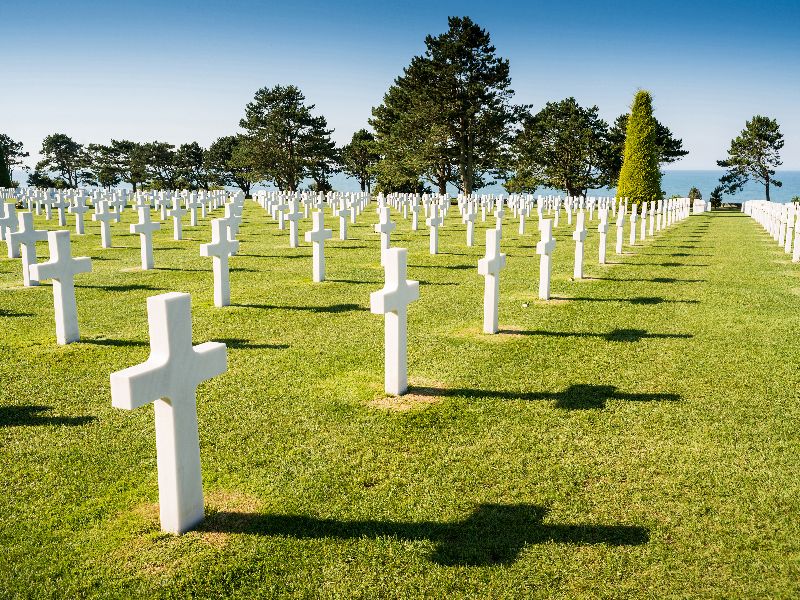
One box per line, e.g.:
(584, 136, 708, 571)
(616, 91, 662, 203)
(239, 85, 332, 191)
(717, 115, 784, 201)
(370, 16, 521, 195)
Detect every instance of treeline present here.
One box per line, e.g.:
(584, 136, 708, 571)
(0, 16, 710, 199)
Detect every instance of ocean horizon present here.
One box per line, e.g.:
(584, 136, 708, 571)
(12, 169, 800, 203)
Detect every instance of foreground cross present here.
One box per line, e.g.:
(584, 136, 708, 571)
(29, 231, 92, 344)
(536, 219, 556, 300)
(110, 292, 227, 534)
(130, 207, 161, 270)
(304, 210, 333, 282)
(8, 212, 48, 286)
(200, 219, 239, 307)
(478, 229, 506, 334)
(370, 248, 419, 395)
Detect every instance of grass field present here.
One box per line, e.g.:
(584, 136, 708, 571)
(1, 202, 799, 598)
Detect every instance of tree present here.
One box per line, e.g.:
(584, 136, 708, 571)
(142, 142, 180, 189)
(239, 84, 331, 191)
(616, 91, 662, 203)
(506, 98, 610, 198)
(709, 186, 723, 209)
(176, 142, 210, 190)
(35, 133, 91, 188)
(205, 135, 259, 196)
(370, 16, 521, 195)
(688, 187, 702, 200)
(605, 114, 687, 185)
(86, 143, 122, 189)
(340, 129, 379, 193)
(108, 140, 149, 192)
(717, 115, 784, 202)
(305, 116, 338, 193)
(0, 134, 29, 188)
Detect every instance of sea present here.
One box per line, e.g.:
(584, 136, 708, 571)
(12, 169, 800, 203)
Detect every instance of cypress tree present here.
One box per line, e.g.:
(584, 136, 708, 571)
(616, 90, 662, 204)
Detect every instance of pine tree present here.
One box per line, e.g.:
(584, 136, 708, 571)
(616, 91, 662, 204)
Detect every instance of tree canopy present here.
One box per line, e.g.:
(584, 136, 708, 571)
(340, 130, 379, 193)
(717, 115, 784, 201)
(0, 134, 29, 187)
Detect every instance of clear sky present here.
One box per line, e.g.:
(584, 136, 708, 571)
(5, 0, 800, 170)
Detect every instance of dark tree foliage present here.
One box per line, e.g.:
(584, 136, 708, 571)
(340, 129, 379, 193)
(86, 143, 122, 189)
(605, 113, 687, 186)
(206, 135, 258, 196)
(176, 142, 211, 191)
(239, 85, 335, 192)
(0, 134, 29, 187)
(370, 16, 522, 194)
(142, 141, 181, 190)
(306, 116, 338, 193)
(717, 115, 784, 202)
(35, 133, 92, 188)
(506, 98, 610, 198)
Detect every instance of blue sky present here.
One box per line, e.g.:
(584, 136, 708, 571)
(5, 0, 800, 170)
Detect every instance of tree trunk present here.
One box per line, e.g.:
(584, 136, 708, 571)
(765, 174, 771, 201)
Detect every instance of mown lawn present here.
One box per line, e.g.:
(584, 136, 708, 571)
(1, 202, 798, 598)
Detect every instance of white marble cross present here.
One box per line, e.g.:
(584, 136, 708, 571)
(615, 208, 626, 255)
(375, 207, 396, 261)
(69, 196, 90, 235)
(2, 203, 20, 257)
(598, 209, 610, 265)
(92, 201, 116, 248)
(572, 210, 588, 279)
(410, 201, 421, 231)
(52, 194, 70, 227)
(29, 231, 92, 344)
(200, 219, 239, 307)
(536, 218, 556, 300)
(463, 207, 477, 247)
(110, 292, 227, 535)
(304, 210, 333, 282)
(130, 207, 161, 270)
(337, 202, 350, 240)
(640, 203, 648, 241)
(8, 212, 47, 286)
(370, 248, 419, 396)
(426, 209, 442, 255)
(186, 195, 202, 227)
(494, 204, 505, 240)
(286, 200, 302, 248)
(168, 203, 187, 241)
(629, 205, 638, 246)
(478, 228, 506, 334)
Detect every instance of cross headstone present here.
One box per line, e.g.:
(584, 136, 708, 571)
(52, 193, 70, 227)
(598, 209, 610, 265)
(70, 196, 90, 235)
(286, 200, 302, 248)
(375, 207, 396, 261)
(370, 248, 419, 395)
(110, 292, 227, 534)
(572, 210, 588, 280)
(463, 207, 477, 247)
(8, 212, 47, 286)
(426, 209, 442, 255)
(130, 207, 161, 270)
(536, 219, 556, 300)
(200, 219, 239, 307)
(629, 206, 638, 246)
(336, 202, 350, 240)
(2, 203, 20, 257)
(304, 210, 333, 282)
(168, 203, 187, 241)
(478, 228, 506, 334)
(29, 231, 92, 344)
(92, 201, 116, 248)
(615, 209, 626, 255)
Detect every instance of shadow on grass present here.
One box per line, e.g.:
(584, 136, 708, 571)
(500, 328, 692, 343)
(240, 303, 366, 313)
(0, 309, 33, 317)
(216, 338, 289, 350)
(327, 279, 381, 285)
(237, 254, 306, 259)
(405, 383, 680, 411)
(0, 405, 96, 427)
(591, 277, 705, 284)
(76, 283, 163, 292)
(552, 296, 699, 305)
(81, 338, 148, 347)
(199, 503, 648, 566)
(410, 264, 474, 270)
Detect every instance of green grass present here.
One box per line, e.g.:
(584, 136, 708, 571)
(1, 203, 799, 598)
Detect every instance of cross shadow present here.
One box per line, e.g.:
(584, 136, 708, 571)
(216, 338, 289, 350)
(553, 296, 699, 305)
(157, 267, 208, 273)
(0, 309, 33, 317)
(80, 338, 148, 347)
(199, 503, 648, 566)
(500, 328, 692, 343)
(0, 405, 96, 427)
(404, 383, 680, 411)
(77, 283, 163, 292)
(410, 264, 474, 270)
(327, 279, 380, 285)
(240, 303, 366, 313)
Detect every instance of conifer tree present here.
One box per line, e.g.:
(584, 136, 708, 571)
(616, 91, 662, 204)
